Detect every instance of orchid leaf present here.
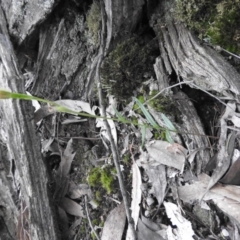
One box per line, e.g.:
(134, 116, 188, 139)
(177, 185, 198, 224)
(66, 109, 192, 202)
(133, 97, 159, 129)
(161, 113, 176, 131)
(165, 130, 174, 143)
(113, 107, 128, 123)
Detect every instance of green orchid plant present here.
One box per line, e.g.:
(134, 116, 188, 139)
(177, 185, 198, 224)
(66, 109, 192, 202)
(0, 89, 176, 145)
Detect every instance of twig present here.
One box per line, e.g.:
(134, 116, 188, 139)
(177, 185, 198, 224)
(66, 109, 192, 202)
(142, 80, 194, 106)
(188, 82, 232, 109)
(94, 1, 137, 239)
(215, 45, 240, 60)
(55, 136, 101, 140)
(84, 195, 100, 240)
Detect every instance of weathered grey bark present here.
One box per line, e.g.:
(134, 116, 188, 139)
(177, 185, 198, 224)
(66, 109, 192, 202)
(151, 0, 240, 97)
(150, 0, 240, 173)
(1, 0, 59, 45)
(0, 6, 59, 240)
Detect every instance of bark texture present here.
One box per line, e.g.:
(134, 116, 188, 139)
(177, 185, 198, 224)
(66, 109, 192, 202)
(0, 6, 59, 240)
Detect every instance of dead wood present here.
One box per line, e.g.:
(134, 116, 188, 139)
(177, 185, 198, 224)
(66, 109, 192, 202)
(0, 6, 59, 240)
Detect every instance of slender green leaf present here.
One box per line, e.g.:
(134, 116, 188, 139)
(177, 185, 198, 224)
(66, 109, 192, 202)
(113, 107, 128, 123)
(161, 113, 176, 131)
(165, 130, 174, 143)
(133, 97, 159, 129)
(141, 125, 147, 146)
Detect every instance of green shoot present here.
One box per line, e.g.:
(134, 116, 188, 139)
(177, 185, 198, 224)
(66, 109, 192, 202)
(161, 113, 176, 131)
(133, 97, 159, 129)
(165, 130, 174, 143)
(113, 107, 128, 123)
(0, 89, 179, 145)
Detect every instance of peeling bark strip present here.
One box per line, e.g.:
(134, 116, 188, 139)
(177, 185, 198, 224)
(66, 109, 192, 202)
(0, 6, 59, 240)
(151, 1, 240, 97)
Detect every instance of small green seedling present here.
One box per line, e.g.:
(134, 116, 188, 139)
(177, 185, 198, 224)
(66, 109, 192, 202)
(0, 89, 177, 144)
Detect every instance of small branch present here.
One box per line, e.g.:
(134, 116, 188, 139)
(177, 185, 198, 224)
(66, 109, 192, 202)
(93, 1, 137, 239)
(142, 80, 194, 106)
(85, 196, 100, 240)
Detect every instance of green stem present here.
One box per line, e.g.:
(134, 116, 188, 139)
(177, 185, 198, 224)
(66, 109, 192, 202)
(1, 90, 218, 139)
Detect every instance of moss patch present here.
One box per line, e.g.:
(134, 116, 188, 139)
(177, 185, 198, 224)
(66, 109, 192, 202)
(148, 90, 174, 113)
(175, 0, 240, 53)
(88, 166, 116, 194)
(101, 37, 157, 100)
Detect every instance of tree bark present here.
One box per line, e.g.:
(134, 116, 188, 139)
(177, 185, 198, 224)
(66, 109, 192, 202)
(0, 7, 59, 240)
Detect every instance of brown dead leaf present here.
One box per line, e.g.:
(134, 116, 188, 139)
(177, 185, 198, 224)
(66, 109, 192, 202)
(68, 182, 92, 199)
(144, 140, 186, 172)
(164, 201, 195, 240)
(137, 218, 164, 240)
(130, 161, 142, 228)
(212, 197, 240, 224)
(211, 183, 240, 203)
(54, 99, 95, 115)
(178, 173, 222, 203)
(59, 197, 85, 217)
(58, 138, 76, 177)
(58, 206, 69, 239)
(178, 173, 240, 225)
(101, 202, 126, 240)
(145, 164, 167, 207)
(220, 157, 240, 185)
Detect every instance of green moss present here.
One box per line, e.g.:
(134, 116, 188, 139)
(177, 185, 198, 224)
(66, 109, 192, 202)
(95, 190, 102, 201)
(101, 37, 157, 100)
(86, 1, 101, 46)
(123, 153, 131, 164)
(88, 166, 116, 194)
(148, 90, 174, 113)
(92, 219, 99, 226)
(175, 0, 240, 53)
(101, 168, 114, 194)
(88, 167, 101, 187)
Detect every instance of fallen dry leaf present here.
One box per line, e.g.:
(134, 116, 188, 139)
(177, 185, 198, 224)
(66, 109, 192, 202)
(96, 117, 117, 145)
(144, 140, 186, 172)
(59, 197, 85, 217)
(145, 164, 167, 207)
(164, 201, 195, 240)
(55, 99, 95, 115)
(58, 138, 76, 177)
(137, 218, 164, 240)
(178, 173, 240, 225)
(130, 161, 142, 228)
(230, 115, 240, 128)
(68, 182, 92, 199)
(220, 157, 240, 185)
(101, 202, 126, 240)
(58, 206, 69, 239)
